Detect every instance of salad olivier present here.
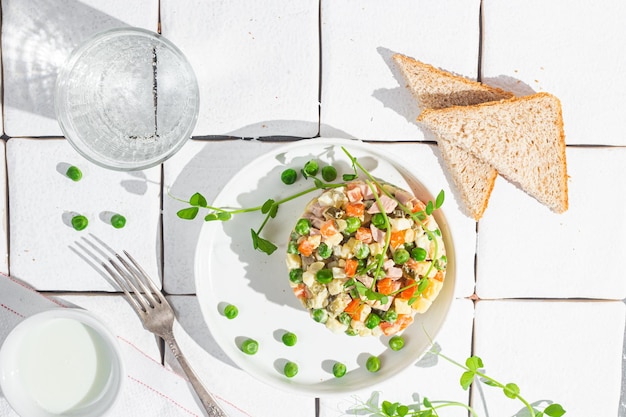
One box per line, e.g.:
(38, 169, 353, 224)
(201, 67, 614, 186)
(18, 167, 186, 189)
(286, 178, 446, 337)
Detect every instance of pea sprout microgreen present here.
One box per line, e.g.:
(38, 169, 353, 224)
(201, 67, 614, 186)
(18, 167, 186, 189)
(352, 342, 567, 417)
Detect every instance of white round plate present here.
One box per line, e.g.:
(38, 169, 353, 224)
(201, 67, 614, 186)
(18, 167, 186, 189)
(195, 138, 456, 396)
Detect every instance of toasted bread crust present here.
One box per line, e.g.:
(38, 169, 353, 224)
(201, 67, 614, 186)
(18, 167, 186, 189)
(393, 53, 513, 219)
(418, 93, 568, 213)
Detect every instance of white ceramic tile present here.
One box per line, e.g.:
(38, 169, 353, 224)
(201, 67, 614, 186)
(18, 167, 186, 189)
(7, 138, 161, 291)
(473, 300, 624, 416)
(0, 142, 8, 275)
(162, 139, 284, 294)
(476, 147, 626, 299)
(319, 299, 474, 417)
(166, 295, 317, 417)
(482, 0, 626, 145)
(59, 294, 161, 362)
(320, 0, 481, 140)
(2, 0, 159, 137)
(160, 0, 319, 138)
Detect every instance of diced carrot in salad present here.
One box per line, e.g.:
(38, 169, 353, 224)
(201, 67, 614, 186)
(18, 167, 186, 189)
(377, 277, 401, 295)
(344, 298, 364, 321)
(389, 230, 406, 249)
(345, 202, 365, 217)
(399, 278, 417, 300)
(320, 220, 339, 237)
(344, 258, 358, 277)
(355, 227, 373, 243)
(298, 239, 315, 257)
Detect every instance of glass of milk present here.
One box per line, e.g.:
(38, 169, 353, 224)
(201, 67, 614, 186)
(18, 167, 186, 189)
(55, 27, 199, 171)
(0, 308, 124, 417)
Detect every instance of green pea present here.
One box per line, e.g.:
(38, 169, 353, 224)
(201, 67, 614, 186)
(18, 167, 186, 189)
(345, 327, 359, 336)
(240, 339, 258, 355)
(364, 313, 381, 329)
(284, 361, 298, 378)
(295, 218, 311, 235)
(302, 160, 319, 177)
(332, 362, 347, 378)
(71, 215, 88, 231)
(282, 332, 297, 347)
(382, 310, 398, 324)
(393, 248, 410, 265)
(312, 308, 328, 323)
(338, 312, 352, 326)
(344, 217, 361, 234)
(281, 168, 298, 185)
(223, 304, 238, 319)
(110, 214, 126, 229)
(389, 336, 405, 351)
(354, 243, 370, 260)
(289, 268, 303, 284)
(321, 165, 337, 182)
(287, 240, 299, 254)
(411, 247, 428, 262)
(65, 165, 82, 181)
(371, 213, 386, 229)
(366, 355, 381, 373)
(317, 243, 332, 259)
(316, 269, 333, 284)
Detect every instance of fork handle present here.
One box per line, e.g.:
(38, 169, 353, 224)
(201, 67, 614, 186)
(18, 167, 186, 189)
(163, 331, 228, 417)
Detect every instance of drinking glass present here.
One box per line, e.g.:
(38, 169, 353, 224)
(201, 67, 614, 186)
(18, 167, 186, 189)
(55, 27, 199, 171)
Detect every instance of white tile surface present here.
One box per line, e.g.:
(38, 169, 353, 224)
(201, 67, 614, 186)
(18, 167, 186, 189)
(481, 0, 626, 145)
(7, 138, 161, 291)
(163, 139, 284, 294)
(320, 0, 481, 140)
(2, 0, 158, 137)
(0, 142, 8, 275)
(319, 299, 474, 417)
(166, 295, 317, 417)
(160, 0, 320, 138)
(473, 300, 624, 416)
(476, 147, 626, 299)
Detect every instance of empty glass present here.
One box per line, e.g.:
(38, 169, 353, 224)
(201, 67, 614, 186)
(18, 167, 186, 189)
(55, 27, 199, 171)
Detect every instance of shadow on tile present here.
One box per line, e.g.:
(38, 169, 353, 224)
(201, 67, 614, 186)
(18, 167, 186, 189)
(3, 0, 129, 121)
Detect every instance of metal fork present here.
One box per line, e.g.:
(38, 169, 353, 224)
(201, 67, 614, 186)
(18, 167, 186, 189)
(102, 250, 228, 417)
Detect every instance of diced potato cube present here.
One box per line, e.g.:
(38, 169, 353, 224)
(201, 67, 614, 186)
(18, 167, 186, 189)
(389, 217, 412, 231)
(285, 253, 301, 270)
(326, 318, 348, 333)
(423, 279, 443, 300)
(327, 278, 347, 296)
(324, 232, 343, 248)
(331, 267, 346, 280)
(369, 242, 383, 257)
(394, 298, 412, 315)
(302, 271, 315, 287)
(328, 293, 351, 314)
(317, 191, 335, 207)
(411, 296, 432, 313)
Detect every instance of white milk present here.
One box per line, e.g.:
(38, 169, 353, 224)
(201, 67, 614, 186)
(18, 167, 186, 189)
(17, 318, 113, 414)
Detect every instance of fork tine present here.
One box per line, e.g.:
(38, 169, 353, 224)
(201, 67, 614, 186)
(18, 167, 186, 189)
(122, 250, 166, 303)
(108, 257, 154, 312)
(102, 261, 145, 314)
(115, 254, 160, 307)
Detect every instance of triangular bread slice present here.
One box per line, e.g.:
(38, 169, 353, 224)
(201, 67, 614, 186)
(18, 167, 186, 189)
(392, 54, 514, 219)
(417, 92, 568, 213)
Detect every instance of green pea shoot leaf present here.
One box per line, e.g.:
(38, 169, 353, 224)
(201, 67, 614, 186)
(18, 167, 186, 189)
(189, 192, 207, 207)
(465, 356, 484, 371)
(503, 382, 520, 399)
(460, 370, 475, 390)
(251, 229, 278, 255)
(544, 403, 566, 417)
(177, 207, 199, 220)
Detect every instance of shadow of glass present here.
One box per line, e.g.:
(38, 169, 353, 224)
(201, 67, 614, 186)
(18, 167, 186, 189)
(3, 0, 129, 121)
